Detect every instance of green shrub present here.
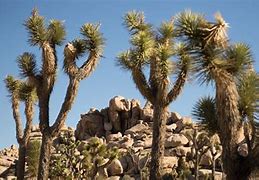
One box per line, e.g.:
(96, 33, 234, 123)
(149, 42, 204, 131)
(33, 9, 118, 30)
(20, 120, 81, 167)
(26, 140, 41, 178)
(50, 132, 119, 179)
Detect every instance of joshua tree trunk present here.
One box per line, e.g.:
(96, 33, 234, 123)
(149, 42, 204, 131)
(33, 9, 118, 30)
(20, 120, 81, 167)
(38, 133, 53, 180)
(150, 104, 167, 180)
(17, 144, 26, 180)
(214, 71, 251, 180)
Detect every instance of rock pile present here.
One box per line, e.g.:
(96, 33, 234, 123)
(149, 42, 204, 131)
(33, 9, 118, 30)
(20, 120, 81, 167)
(75, 96, 223, 179)
(0, 96, 224, 179)
(0, 145, 18, 179)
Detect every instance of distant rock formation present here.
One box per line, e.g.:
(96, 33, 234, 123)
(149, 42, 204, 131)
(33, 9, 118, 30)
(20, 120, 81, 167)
(74, 96, 223, 179)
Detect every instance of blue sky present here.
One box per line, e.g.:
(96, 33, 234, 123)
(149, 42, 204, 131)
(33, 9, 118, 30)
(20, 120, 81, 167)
(0, 0, 258, 149)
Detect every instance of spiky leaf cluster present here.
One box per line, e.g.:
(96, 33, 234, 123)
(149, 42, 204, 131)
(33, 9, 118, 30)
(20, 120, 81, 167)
(5, 75, 37, 102)
(238, 71, 259, 121)
(47, 20, 66, 45)
(71, 39, 87, 59)
(17, 52, 38, 78)
(192, 96, 218, 134)
(25, 8, 66, 47)
(5, 75, 21, 94)
(24, 8, 46, 46)
(80, 23, 104, 54)
(175, 11, 253, 85)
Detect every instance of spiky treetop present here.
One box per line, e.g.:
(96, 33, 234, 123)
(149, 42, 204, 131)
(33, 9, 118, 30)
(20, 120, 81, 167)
(238, 71, 259, 121)
(117, 11, 192, 105)
(192, 96, 218, 135)
(25, 8, 65, 47)
(5, 75, 37, 102)
(63, 23, 104, 80)
(175, 10, 253, 85)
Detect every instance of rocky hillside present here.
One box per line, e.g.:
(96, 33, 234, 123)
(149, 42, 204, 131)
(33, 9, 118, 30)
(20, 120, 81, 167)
(0, 96, 229, 179)
(74, 96, 224, 179)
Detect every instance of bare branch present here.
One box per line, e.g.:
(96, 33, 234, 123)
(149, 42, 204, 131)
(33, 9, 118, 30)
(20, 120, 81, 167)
(50, 77, 80, 137)
(11, 94, 24, 143)
(132, 68, 154, 103)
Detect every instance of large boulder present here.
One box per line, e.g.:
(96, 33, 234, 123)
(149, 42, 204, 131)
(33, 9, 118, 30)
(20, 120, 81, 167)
(107, 159, 123, 176)
(75, 110, 105, 140)
(109, 96, 131, 112)
(108, 96, 141, 133)
(106, 132, 122, 142)
(167, 112, 182, 124)
(0, 157, 15, 167)
(124, 123, 151, 137)
(140, 101, 153, 122)
(165, 134, 189, 148)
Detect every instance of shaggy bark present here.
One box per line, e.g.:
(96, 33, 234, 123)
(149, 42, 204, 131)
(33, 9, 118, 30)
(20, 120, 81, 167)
(37, 77, 80, 180)
(17, 145, 26, 180)
(37, 133, 52, 180)
(214, 70, 251, 180)
(150, 104, 167, 180)
(11, 94, 34, 180)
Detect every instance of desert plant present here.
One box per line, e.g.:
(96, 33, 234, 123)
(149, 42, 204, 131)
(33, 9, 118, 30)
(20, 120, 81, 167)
(117, 11, 192, 179)
(5, 75, 37, 180)
(126, 147, 150, 179)
(176, 10, 258, 179)
(176, 156, 192, 180)
(14, 9, 105, 179)
(184, 127, 210, 180)
(27, 140, 41, 178)
(50, 133, 119, 180)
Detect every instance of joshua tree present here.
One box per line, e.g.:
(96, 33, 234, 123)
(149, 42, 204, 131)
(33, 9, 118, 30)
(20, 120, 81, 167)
(184, 127, 211, 180)
(50, 134, 119, 179)
(177, 11, 259, 179)
(117, 11, 192, 179)
(192, 96, 221, 180)
(14, 9, 104, 179)
(5, 75, 37, 180)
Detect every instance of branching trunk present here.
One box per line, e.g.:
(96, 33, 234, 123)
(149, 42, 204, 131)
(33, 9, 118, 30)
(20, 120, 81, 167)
(149, 104, 167, 180)
(132, 68, 154, 104)
(12, 95, 23, 142)
(50, 77, 79, 137)
(11, 94, 34, 180)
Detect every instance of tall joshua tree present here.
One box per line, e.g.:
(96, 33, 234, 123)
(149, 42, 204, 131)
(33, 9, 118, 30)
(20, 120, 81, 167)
(176, 11, 258, 179)
(5, 75, 36, 180)
(17, 9, 104, 179)
(117, 11, 191, 179)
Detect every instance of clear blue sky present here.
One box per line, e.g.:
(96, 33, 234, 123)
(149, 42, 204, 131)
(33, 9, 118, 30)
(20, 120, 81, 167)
(0, 0, 258, 149)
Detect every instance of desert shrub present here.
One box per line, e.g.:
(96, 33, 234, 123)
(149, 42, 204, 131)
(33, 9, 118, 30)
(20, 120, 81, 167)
(50, 132, 119, 179)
